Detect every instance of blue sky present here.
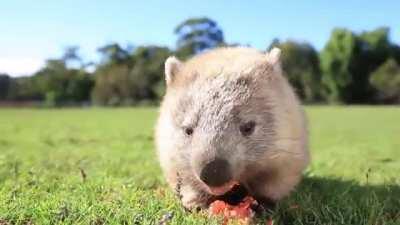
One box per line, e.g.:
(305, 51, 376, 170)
(1, 0, 399, 76)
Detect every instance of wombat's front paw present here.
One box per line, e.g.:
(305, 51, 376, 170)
(253, 196, 277, 214)
(180, 186, 209, 211)
(182, 196, 206, 212)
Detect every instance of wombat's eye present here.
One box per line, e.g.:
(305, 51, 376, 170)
(184, 127, 194, 136)
(239, 121, 256, 136)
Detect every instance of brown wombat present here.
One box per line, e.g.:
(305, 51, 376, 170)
(155, 47, 310, 210)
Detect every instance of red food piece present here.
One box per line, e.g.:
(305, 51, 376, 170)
(266, 218, 274, 225)
(210, 200, 228, 215)
(209, 196, 257, 225)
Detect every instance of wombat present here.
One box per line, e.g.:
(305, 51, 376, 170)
(155, 47, 310, 210)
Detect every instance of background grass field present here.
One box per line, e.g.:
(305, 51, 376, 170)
(0, 107, 399, 225)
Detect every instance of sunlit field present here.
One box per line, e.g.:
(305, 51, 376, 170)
(0, 107, 399, 225)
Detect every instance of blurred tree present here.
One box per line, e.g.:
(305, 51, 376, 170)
(0, 74, 11, 100)
(97, 43, 132, 65)
(34, 57, 93, 105)
(130, 46, 170, 101)
(320, 27, 395, 103)
(370, 58, 400, 103)
(35, 59, 69, 104)
(62, 46, 82, 67)
(92, 46, 170, 106)
(320, 28, 357, 103)
(92, 64, 132, 106)
(92, 43, 135, 106)
(6, 76, 42, 101)
(3, 23, 400, 106)
(352, 27, 392, 102)
(270, 40, 322, 102)
(174, 17, 224, 56)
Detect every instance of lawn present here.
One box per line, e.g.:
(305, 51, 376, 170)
(0, 107, 399, 225)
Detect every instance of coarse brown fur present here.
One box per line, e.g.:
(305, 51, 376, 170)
(155, 47, 310, 210)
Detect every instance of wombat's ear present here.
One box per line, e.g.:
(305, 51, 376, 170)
(266, 47, 281, 66)
(261, 47, 282, 76)
(165, 56, 182, 85)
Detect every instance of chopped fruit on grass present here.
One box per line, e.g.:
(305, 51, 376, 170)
(209, 196, 257, 225)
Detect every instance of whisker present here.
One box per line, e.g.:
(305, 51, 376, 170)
(263, 148, 305, 159)
(276, 148, 303, 155)
(272, 137, 303, 141)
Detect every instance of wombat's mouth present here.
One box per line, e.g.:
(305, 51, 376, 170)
(208, 183, 249, 206)
(206, 181, 238, 196)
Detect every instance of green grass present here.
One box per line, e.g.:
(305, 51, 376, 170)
(0, 107, 399, 225)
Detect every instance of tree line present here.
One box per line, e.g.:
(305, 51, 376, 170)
(0, 17, 399, 106)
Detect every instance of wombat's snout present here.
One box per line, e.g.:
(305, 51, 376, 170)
(199, 158, 232, 187)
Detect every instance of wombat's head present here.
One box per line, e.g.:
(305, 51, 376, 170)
(160, 47, 282, 195)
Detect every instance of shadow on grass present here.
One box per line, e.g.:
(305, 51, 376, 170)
(269, 176, 400, 225)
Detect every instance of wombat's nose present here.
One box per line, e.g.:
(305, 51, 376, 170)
(200, 158, 232, 187)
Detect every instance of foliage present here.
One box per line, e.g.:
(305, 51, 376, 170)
(6, 76, 42, 101)
(97, 43, 132, 65)
(270, 40, 322, 102)
(92, 46, 170, 106)
(174, 17, 224, 55)
(2, 46, 93, 106)
(62, 45, 82, 68)
(320, 28, 359, 103)
(0, 107, 399, 224)
(1, 18, 400, 105)
(370, 58, 400, 103)
(0, 74, 11, 100)
(34, 59, 94, 105)
(320, 27, 397, 103)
